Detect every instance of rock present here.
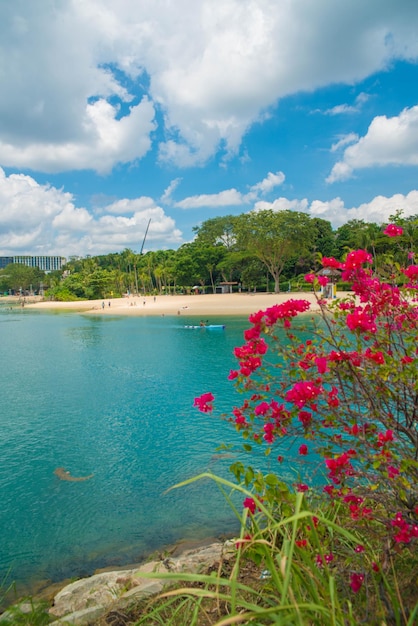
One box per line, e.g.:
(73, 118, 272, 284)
(50, 606, 105, 625)
(49, 541, 234, 622)
(49, 569, 141, 618)
(0, 602, 33, 622)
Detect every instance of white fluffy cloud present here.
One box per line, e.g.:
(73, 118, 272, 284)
(323, 93, 369, 116)
(175, 189, 244, 209)
(1, 1, 418, 172)
(327, 106, 418, 182)
(0, 168, 182, 256)
(259, 191, 418, 227)
(0, 98, 155, 175)
(2, 165, 417, 257)
(248, 171, 285, 196)
(175, 171, 285, 208)
(254, 197, 310, 214)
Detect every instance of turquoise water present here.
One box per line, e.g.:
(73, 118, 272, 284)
(0, 305, 254, 594)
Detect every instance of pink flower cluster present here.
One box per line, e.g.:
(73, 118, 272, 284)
(285, 381, 323, 408)
(193, 392, 214, 413)
(384, 224, 403, 237)
(195, 241, 418, 580)
(232, 338, 268, 377)
(248, 299, 311, 330)
(391, 512, 418, 544)
(325, 451, 356, 484)
(349, 572, 365, 593)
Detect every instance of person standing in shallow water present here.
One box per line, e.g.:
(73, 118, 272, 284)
(102, 301, 105, 309)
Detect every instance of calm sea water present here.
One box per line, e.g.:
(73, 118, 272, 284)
(0, 304, 259, 595)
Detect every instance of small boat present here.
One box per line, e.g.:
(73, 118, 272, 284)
(184, 324, 226, 330)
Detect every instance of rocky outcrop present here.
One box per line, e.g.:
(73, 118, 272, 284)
(46, 540, 234, 625)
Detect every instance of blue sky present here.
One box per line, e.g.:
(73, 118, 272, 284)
(1, 0, 418, 258)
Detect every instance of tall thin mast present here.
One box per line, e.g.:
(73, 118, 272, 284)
(140, 218, 151, 255)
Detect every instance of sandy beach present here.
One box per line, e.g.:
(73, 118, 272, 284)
(24, 291, 331, 318)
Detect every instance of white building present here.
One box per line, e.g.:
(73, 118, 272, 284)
(0, 256, 66, 273)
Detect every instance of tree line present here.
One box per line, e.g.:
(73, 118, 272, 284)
(1, 209, 417, 300)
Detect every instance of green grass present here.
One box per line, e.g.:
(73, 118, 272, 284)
(106, 472, 417, 626)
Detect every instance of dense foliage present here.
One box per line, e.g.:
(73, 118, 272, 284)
(2, 210, 417, 301)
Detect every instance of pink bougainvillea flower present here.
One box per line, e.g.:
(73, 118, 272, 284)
(325, 452, 354, 484)
(343, 249, 373, 269)
(243, 497, 256, 515)
(235, 534, 252, 549)
(384, 224, 403, 237)
(402, 265, 418, 281)
(243, 326, 261, 341)
(263, 422, 275, 443)
(299, 444, 308, 455)
(377, 429, 394, 445)
(387, 465, 400, 478)
(315, 552, 333, 567)
(390, 511, 418, 543)
(228, 369, 239, 380)
(346, 308, 377, 334)
(298, 410, 312, 427)
(321, 257, 343, 269)
(401, 355, 413, 364)
(296, 483, 309, 492)
(350, 573, 365, 593)
(285, 381, 323, 408)
(354, 544, 365, 553)
(255, 401, 271, 416)
(317, 275, 329, 287)
(327, 386, 339, 407)
(193, 392, 214, 413)
(364, 348, 385, 365)
(315, 356, 329, 374)
(304, 273, 316, 284)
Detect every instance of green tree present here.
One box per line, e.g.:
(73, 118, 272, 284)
(311, 217, 336, 258)
(173, 244, 199, 288)
(388, 210, 418, 264)
(83, 268, 115, 299)
(0, 263, 45, 293)
(235, 209, 315, 292)
(192, 215, 238, 250)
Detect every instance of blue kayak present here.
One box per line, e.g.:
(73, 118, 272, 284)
(184, 324, 226, 329)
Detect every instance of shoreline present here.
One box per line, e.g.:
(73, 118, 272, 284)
(6, 533, 234, 607)
(19, 291, 345, 318)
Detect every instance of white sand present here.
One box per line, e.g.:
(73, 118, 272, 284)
(25, 291, 330, 317)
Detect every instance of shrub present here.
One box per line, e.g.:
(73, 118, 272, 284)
(194, 230, 418, 622)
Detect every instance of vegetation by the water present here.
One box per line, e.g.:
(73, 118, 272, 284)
(123, 224, 417, 624)
(1, 210, 417, 300)
(96, 481, 416, 626)
(1, 214, 417, 624)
